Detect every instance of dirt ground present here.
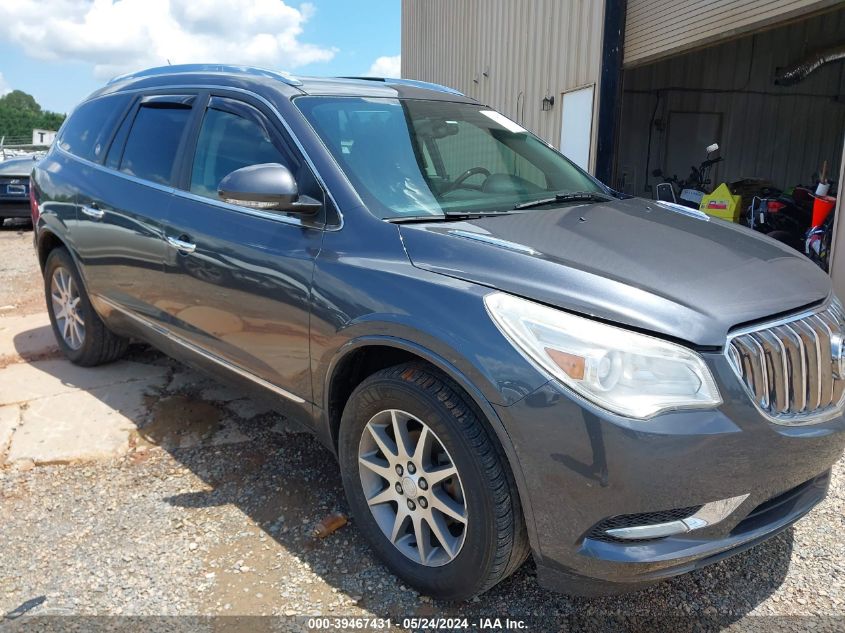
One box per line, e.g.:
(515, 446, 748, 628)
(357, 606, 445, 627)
(0, 220, 43, 317)
(1, 226, 844, 631)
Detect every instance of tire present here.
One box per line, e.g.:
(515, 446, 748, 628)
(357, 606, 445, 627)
(44, 247, 128, 366)
(338, 362, 529, 600)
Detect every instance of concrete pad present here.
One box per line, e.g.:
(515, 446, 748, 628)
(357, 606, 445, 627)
(6, 381, 159, 464)
(227, 398, 274, 420)
(167, 368, 212, 393)
(0, 360, 169, 406)
(0, 404, 20, 457)
(135, 394, 251, 449)
(0, 313, 59, 363)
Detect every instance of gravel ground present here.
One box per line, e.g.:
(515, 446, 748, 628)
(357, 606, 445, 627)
(1, 228, 844, 631)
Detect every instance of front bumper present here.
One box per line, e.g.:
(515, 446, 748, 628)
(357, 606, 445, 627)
(496, 351, 845, 595)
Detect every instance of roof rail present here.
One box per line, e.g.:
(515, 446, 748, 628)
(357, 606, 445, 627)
(339, 76, 464, 96)
(107, 64, 302, 87)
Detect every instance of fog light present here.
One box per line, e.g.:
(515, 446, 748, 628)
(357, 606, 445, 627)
(603, 494, 749, 541)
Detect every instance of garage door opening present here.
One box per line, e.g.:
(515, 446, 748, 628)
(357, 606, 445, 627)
(614, 6, 845, 278)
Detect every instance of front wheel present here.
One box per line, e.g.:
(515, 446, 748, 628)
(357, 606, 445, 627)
(338, 363, 529, 600)
(44, 247, 128, 366)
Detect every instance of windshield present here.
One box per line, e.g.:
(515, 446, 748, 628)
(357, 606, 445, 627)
(294, 96, 604, 219)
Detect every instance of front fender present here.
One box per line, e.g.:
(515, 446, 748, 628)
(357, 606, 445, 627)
(322, 330, 544, 556)
(316, 296, 548, 410)
(324, 331, 514, 417)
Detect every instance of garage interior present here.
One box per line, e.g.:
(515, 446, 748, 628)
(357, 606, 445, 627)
(615, 5, 845, 273)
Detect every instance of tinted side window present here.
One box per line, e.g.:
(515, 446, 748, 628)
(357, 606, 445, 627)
(58, 94, 132, 162)
(104, 108, 135, 170)
(190, 104, 291, 199)
(120, 105, 192, 185)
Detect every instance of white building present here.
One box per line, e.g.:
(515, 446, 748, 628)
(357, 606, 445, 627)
(32, 129, 57, 146)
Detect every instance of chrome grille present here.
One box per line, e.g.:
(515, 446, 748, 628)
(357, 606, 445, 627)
(727, 301, 845, 425)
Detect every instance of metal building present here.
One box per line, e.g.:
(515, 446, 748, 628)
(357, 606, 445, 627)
(402, 0, 605, 170)
(401, 0, 845, 297)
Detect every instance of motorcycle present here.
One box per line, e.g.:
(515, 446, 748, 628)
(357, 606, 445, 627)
(653, 143, 723, 210)
(744, 188, 811, 251)
(805, 210, 834, 272)
(804, 183, 838, 271)
(742, 182, 839, 254)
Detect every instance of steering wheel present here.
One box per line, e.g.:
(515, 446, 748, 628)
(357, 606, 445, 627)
(444, 167, 491, 193)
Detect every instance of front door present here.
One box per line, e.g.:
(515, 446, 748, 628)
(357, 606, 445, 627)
(162, 94, 324, 405)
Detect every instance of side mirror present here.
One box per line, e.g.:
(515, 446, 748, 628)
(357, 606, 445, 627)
(218, 163, 321, 214)
(706, 143, 719, 155)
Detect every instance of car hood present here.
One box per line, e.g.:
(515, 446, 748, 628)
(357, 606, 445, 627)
(398, 197, 832, 347)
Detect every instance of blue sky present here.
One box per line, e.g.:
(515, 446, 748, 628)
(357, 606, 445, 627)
(0, 1, 401, 114)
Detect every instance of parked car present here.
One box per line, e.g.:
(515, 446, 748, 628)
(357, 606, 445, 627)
(31, 65, 845, 600)
(0, 155, 38, 227)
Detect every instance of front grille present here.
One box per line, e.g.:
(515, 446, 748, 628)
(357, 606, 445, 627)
(728, 302, 845, 424)
(587, 506, 701, 543)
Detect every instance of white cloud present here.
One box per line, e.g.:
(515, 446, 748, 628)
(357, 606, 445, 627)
(365, 55, 401, 78)
(0, 0, 337, 80)
(0, 72, 10, 96)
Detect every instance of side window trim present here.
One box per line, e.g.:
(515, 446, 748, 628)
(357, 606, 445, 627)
(140, 94, 197, 107)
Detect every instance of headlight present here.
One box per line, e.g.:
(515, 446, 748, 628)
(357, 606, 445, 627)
(484, 292, 721, 419)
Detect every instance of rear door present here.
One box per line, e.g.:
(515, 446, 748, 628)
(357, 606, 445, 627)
(73, 93, 197, 325)
(162, 93, 325, 405)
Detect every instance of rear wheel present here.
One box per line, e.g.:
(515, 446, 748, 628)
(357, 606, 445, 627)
(338, 363, 529, 600)
(44, 247, 128, 366)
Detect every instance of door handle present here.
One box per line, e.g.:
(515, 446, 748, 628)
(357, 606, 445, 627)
(166, 235, 196, 254)
(81, 204, 105, 220)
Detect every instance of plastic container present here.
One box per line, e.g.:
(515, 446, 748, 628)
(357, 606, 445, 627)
(699, 183, 742, 222)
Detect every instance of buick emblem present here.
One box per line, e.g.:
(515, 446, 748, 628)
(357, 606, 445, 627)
(9, 178, 20, 184)
(831, 332, 845, 379)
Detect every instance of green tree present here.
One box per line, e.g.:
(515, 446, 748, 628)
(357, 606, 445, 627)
(0, 90, 66, 143)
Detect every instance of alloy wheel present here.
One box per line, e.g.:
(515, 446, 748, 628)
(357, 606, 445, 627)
(357, 409, 467, 566)
(50, 266, 85, 350)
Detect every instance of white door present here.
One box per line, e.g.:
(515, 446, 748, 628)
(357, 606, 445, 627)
(559, 85, 594, 172)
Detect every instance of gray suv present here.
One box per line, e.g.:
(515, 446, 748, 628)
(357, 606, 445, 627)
(30, 65, 845, 600)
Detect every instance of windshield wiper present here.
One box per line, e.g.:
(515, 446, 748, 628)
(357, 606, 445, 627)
(513, 191, 613, 210)
(386, 211, 512, 224)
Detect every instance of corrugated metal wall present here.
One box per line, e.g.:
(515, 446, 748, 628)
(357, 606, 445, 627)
(616, 6, 845, 195)
(401, 0, 605, 164)
(625, 0, 841, 67)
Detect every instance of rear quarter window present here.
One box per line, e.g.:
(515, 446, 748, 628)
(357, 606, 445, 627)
(58, 94, 132, 162)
